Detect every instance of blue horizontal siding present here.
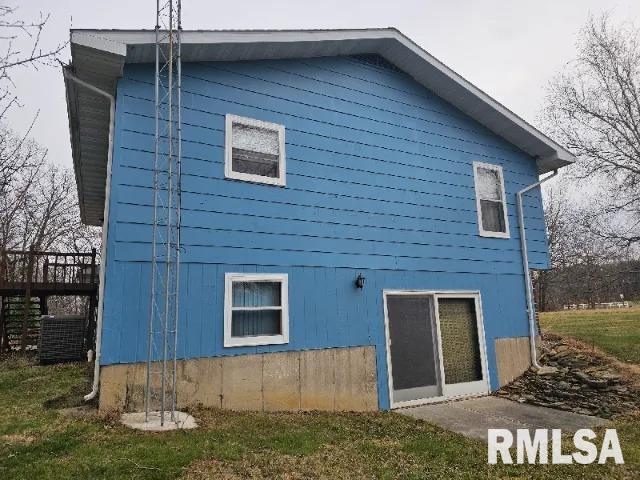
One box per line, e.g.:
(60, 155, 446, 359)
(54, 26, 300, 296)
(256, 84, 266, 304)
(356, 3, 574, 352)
(119, 80, 544, 180)
(101, 262, 531, 410)
(116, 180, 545, 236)
(116, 125, 545, 211)
(100, 55, 551, 409)
(114, 221, 545, 262)
(115, 157, 546, 231)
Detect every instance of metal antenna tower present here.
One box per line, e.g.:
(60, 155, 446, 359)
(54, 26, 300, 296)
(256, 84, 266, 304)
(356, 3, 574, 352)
(145, 0, 182, 425)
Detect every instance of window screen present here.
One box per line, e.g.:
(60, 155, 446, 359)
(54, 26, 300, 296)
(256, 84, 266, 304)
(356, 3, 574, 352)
(232, 123, 280, 178)
(474, 164, 508, 235)
(225, 115, 285, 185)
(231, 281, 282, 337)
(438, 298, 482, 384)
(386, 295, 441, 401)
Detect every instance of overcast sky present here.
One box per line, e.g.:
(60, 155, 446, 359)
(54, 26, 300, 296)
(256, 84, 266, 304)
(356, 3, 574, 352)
(10, 0, 640, 169)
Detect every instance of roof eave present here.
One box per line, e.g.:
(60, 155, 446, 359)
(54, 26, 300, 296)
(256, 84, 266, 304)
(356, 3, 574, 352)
(63, 65, 88, 224)
(66, 36, 125, 225)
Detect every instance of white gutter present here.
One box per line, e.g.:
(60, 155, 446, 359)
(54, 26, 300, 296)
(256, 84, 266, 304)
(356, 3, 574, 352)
(63, 68, 115, 402)
(517, 169, 558, 369)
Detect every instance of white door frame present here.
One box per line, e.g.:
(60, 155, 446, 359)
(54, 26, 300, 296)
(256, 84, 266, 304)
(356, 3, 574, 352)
(383, 289, 491, 409)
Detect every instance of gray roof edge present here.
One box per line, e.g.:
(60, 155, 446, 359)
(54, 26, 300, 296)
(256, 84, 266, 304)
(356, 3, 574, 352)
(386, 32, 575, 166)
(68, 28, 575, 166)
(71, 31, 128, 56)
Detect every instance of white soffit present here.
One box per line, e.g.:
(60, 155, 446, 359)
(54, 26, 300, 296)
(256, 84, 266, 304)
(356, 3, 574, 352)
(66, 28, 575, 225)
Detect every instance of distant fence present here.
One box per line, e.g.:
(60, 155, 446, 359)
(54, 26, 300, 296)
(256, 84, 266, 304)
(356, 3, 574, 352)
(563, 302, 632, 310)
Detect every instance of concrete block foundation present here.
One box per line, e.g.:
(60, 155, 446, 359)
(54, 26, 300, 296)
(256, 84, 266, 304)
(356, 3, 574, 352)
(99, 345, 378, 413)
(494, 336, 532, 387)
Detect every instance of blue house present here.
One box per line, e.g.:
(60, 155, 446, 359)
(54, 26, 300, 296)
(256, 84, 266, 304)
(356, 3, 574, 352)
(63, 29, 573, 412)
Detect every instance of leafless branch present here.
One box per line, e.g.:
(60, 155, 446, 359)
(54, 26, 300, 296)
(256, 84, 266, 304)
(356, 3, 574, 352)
(541, 13, 640, 247)
(0, 4, 67, 122)
(0, 126, 100, 255)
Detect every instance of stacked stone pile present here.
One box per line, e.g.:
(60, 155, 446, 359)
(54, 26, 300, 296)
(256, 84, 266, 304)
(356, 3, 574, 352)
(496, 334, 640, 418)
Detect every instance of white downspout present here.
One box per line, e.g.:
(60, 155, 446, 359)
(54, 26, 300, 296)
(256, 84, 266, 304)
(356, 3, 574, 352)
(517, 169, 558, 369)
(63, 68, 115, 402)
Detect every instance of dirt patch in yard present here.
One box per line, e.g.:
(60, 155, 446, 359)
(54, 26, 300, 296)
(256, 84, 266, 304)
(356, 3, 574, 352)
(496, 333, 640, 419)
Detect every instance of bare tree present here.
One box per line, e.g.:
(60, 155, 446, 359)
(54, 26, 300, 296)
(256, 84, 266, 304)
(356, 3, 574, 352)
(536, 180, 635, 310)
(543, 14, 640, 248)
(0, 4, 66, 121)
(0, 124, 46, 251)
(0, 126, 99, 253)
(536, 182, 569, 310)
(542, 182, 573, 271)
(19, 164, 78, 251)
(63, 222, 102, 255)
(0, 5, 91, 254)
(0, 3, 66, 203)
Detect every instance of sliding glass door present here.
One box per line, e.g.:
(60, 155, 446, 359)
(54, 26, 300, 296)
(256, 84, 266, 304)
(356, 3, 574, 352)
(384, 291, 489, 408)
(386, 295, 441, 403)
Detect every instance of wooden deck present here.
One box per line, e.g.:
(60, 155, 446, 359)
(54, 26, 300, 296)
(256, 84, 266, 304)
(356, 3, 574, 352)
(0, 281, 98, 296)
(0, 249, 99, 296)
(0, 249, 99, 352)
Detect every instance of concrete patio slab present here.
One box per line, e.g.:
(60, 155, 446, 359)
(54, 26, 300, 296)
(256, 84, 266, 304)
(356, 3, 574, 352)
(399, 396, 608, 442)
(121, 411, 197, 431)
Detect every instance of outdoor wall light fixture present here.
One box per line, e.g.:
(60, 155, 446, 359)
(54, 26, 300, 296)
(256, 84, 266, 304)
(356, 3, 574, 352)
(355, 273, 366, 289)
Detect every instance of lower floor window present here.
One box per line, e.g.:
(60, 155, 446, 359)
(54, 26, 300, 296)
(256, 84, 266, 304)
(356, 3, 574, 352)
(224, 273, 289, 347)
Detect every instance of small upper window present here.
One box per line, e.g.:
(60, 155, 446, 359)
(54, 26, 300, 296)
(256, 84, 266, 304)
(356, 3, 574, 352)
(473, 162, 510, 238)
(224, 114, 286, 186)
(224, 273, 289, 347)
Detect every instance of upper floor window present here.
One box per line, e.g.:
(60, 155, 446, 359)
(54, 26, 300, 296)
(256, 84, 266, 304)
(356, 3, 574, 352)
(473, 162, 510, 238)
(225, 114, 286, 186)
(224, 273, 289, 347)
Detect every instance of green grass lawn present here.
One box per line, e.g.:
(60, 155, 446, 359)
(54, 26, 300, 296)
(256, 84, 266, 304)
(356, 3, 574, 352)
(540, 307, 640, 364)
(1, 357, 639, 478)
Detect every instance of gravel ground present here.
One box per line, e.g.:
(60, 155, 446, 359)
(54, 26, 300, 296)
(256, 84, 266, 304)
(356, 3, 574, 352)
(496, 333, 640, 419)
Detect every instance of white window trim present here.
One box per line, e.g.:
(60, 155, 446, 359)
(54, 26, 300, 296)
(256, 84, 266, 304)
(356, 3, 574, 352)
(472, 161, 510, 239)
(224, 114, 286, 186)
(224, 273, 289, 347)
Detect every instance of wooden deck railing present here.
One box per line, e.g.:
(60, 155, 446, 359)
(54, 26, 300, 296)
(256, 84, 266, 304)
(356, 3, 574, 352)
(0, 248, 99, 353)
(0, 248, 98, 293)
